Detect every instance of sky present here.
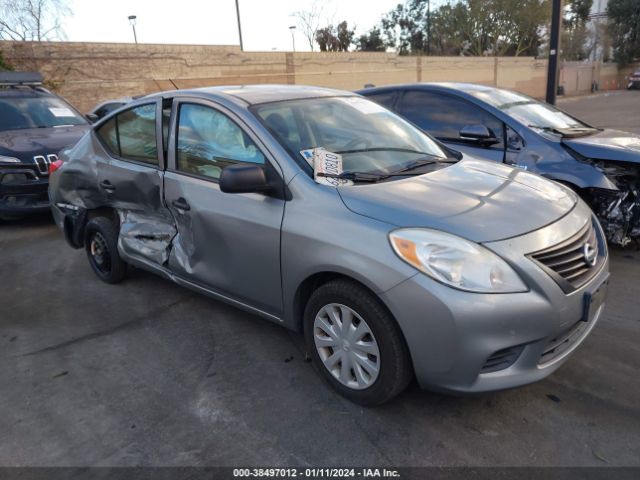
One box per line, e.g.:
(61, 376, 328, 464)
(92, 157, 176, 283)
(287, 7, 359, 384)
(61, 0, 403, 51)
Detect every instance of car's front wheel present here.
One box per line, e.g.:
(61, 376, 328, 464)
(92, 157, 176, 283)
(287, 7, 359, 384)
(84, 217, 127, 284)
(304, 279, 413, 406)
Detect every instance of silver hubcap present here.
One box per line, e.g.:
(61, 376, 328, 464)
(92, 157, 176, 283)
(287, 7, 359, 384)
(313, 303, 380, 390)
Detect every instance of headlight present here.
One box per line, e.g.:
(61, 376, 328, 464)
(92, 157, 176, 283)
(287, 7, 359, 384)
(389, 228, 527, 293)
(0, 155, 21, 164)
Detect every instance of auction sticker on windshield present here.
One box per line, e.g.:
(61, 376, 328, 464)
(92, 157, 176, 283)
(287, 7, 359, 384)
(49, 107, 76, 117)
(301, 148, 353, 187)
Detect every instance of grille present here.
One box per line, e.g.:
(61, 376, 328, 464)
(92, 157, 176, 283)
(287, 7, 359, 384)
(529, 221, 601, 293)
(480, 345, 524, 373)
(33, 154, 58, 176)
(538, 320, 589, 367)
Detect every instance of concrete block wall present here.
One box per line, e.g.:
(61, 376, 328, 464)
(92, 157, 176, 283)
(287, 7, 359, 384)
(0, 41, 628, 113)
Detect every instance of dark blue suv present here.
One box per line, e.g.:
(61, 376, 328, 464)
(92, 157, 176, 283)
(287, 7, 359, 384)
(358, 82, 640, 246)
(0, 72, 89, 220)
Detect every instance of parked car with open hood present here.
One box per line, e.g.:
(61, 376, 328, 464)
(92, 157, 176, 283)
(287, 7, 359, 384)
(358, 82, 640, 246)
(50, 85, 609, 405)
(0, 72, 89, 220)
(627, 69, 640, 90)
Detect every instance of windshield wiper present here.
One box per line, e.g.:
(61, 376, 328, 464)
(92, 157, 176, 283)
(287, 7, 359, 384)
(316, 171, 386, 183)
(387, 157, 457, 176)
(528, 125, 598, 137)
(333, 147, 444, 158)
(317, 158, 457, 184)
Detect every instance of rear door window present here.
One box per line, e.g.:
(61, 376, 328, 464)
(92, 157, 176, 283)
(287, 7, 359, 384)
(96, 103, 158, 165)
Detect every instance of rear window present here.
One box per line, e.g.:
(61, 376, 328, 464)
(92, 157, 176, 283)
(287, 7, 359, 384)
(0, 95, 87, 132)
(96, 103, 158, 165)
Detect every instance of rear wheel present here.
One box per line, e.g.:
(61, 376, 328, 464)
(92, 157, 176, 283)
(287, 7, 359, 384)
(304, 279, 412, 406)
(84, 217, 126, 284)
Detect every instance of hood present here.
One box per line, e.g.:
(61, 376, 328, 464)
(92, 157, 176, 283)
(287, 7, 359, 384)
(338, 159, 577, 243)
(0, 125, 89, 161)
(563, 129, 640, 164)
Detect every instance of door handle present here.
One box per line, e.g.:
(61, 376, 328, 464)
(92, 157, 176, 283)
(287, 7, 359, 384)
(99, 180, 115, 192)
(171, 197, 191, 211)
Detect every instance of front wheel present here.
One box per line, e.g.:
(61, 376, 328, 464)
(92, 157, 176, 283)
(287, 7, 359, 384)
(304, 279, 413, 406)
(84, 217, 127, 284)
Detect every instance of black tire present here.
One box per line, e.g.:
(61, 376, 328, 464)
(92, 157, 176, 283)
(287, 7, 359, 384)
(84, 216, 126, 284)
(303, 279, 413, 406)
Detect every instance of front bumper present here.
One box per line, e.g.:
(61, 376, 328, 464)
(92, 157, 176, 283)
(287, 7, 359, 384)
(0, 167, 50, 215)
(381, 201, 610, 394)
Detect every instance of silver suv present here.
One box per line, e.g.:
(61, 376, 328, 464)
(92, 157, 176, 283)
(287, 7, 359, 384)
(50, 85, 609, 405)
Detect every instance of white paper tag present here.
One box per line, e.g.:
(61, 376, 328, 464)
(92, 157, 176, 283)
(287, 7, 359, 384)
(301, 148, 353, 187)
(49, 107, 75, 117)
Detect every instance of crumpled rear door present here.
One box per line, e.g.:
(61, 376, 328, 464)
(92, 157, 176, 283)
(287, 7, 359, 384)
(95, 98, 176, 266)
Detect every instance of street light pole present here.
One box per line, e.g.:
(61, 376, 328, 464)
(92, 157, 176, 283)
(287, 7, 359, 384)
(235, 0, 244, 51)
(289, 25, 296, 52)
(546, 0, 562, 105)
(128, 15, 138, 44)
(426, 0, 431, 55)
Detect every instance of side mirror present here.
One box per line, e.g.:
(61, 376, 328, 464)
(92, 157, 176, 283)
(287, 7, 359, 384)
(459, 124, 499, 146)
(86, 113, 99, 123)
(219, 164, 271, 194)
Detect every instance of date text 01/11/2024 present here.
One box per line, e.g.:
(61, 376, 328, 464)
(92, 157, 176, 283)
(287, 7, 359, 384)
(232, 468, 401, 478)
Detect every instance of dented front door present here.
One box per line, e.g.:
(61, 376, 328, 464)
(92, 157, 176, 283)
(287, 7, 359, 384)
(164, 99, 285, 316)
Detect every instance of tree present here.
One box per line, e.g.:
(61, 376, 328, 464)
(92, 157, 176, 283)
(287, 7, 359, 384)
(356, 27, 386, 52)
(369, 0, 549, 56)
(0, 50, 14, 71)
(292, 0, 325, 51)
(316, 21, 355, 52)
(0, 0, 70, 41)
(608, 0, 640, 65)
(336, 21, 355, 51)
(562, 0, 594, 60)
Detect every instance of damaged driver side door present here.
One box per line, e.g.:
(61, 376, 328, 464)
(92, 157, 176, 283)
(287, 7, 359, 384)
(94, 98, 176, 266)
(163, 98, 286, 318)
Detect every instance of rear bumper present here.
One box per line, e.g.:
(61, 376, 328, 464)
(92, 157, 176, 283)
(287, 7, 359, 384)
(50, 202, 86, 249)
(0, 168, 50, 215)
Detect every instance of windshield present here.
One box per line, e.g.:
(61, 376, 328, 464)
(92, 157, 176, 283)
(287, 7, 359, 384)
(0, 95, 87, 131)
(252, 96, 449, 175)
(468, 88, 591, 131)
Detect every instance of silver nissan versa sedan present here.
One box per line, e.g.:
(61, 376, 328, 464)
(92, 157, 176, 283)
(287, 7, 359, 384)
(49, 85, 610, 405)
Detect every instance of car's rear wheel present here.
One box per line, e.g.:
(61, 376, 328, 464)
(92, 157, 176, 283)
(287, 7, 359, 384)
(304, 279, 412, 406)
(84, 217, 126, 284)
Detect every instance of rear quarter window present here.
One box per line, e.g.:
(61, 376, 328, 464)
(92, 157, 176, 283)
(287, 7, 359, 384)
(96, 117, 119, 155)
(95, 103, 158, 165)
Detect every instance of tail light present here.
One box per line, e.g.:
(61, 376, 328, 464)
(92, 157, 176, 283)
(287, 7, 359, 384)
(49, 159, 63, 175)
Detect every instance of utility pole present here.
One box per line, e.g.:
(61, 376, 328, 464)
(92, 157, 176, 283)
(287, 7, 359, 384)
(546, 0, 562, 105)
(426, 0, 431, 55)
(235, 0, 244, 51)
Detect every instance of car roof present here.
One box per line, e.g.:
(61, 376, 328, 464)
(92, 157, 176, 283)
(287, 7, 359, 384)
(358, 81, 502, 96)
(0, 87, 55, 99)
(149, 84, 355, 106)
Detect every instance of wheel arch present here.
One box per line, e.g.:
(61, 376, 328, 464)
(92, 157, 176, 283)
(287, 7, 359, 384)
(291, 270, 397, 334)
(64, 206, 120, 249)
